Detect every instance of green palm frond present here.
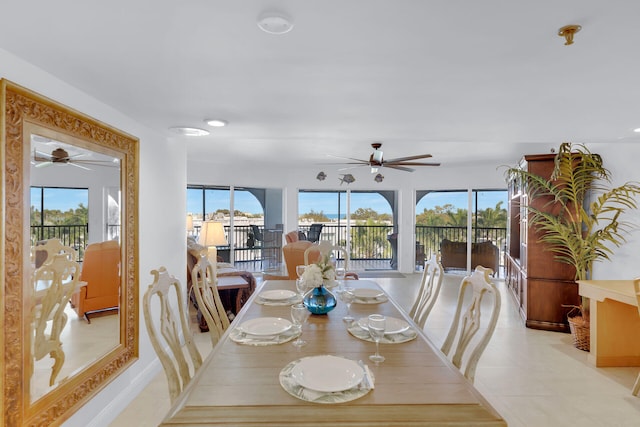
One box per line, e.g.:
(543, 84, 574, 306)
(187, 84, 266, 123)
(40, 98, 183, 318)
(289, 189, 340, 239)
(506, 142, 640, 281)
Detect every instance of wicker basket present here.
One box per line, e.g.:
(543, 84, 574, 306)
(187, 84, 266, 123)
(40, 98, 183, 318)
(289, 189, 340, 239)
(568, 315, 590, 351)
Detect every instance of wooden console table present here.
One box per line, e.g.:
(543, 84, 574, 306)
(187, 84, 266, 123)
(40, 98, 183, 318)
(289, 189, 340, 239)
(577, 280, 640, 367)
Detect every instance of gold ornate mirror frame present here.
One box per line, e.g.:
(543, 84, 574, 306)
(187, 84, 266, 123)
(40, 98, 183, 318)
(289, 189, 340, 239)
(1, 80, 139, 426)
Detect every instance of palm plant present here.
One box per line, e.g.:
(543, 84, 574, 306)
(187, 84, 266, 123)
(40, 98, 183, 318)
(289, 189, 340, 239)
(507, 142, 640, 320)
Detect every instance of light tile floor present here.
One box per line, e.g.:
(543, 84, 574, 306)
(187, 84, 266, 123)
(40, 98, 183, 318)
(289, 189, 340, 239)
(110, 273, 640, 427)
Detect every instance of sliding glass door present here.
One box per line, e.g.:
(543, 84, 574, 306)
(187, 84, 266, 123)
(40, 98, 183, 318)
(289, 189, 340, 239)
(187, 186, 283, 272)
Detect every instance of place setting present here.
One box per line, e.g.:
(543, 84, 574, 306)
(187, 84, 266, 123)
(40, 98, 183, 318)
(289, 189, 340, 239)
(254, 288, 302, 306)
(230, 316, 301, 346)
(350, 288, 388, 305)
(279, 354, 375, 404)
(347, 313, 417, 344)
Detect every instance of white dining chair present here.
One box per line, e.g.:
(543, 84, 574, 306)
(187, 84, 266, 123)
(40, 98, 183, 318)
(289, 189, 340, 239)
(33, 253, 81, 386)
(633, 278, 640, 396)
(408, 253, 444, 329)
(190, 250, 231, 346)
(441, 265, 501, 383)
(303, 240, 359, 279)
(143, 267, 202, 402)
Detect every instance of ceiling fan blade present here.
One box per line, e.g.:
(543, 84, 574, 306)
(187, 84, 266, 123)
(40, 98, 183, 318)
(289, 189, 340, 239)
(383, 153, 432, 163)
(386, 161, 441, 167)
(72, 160, 119, 168)
(385, 164, 415, 172)
(35, 161, 53, 168)
(337, 165, 366, 171)
(69, 162, 92, 171)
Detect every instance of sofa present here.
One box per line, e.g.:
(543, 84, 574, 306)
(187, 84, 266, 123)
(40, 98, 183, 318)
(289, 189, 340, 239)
(440, 239, 499, 274)
(71, 240, 120, 322)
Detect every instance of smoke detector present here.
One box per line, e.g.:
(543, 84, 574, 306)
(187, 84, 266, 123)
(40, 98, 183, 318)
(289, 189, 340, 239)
(257, 12, 294, 35)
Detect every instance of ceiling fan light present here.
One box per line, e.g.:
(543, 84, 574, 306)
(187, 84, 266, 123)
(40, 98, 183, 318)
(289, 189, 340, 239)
(372, 150, 383, 163)
(205, 119, 227, 127)
(371, 167, 379, 173)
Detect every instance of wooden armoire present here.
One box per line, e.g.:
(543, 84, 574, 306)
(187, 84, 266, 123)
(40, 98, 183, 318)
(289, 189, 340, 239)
(505, 153, 580, 332)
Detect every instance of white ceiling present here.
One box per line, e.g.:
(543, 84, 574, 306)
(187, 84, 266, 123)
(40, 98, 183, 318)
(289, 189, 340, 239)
(2, 1, 639, 172)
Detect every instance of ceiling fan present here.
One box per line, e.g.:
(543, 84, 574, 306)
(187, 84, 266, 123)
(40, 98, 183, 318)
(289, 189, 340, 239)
(335, 142, 440, 173)
(33, 147, 117, 170)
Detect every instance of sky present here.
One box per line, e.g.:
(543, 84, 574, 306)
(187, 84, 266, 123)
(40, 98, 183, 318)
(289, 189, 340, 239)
(31, 187, 88, 211)
(34, 187, 507, 217)
(186, 188, 507, 217)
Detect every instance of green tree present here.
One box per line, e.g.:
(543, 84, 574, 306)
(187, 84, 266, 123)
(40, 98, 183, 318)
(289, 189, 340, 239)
(475, 201, 507, 228)
(299, 209, 330, 222)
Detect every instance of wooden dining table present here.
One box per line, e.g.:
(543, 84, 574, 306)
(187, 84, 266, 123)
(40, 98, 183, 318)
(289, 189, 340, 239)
(160, 279, 507, 426)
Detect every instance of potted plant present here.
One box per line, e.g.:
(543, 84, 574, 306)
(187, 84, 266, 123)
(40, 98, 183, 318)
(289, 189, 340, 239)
(507, 142, 640, 350)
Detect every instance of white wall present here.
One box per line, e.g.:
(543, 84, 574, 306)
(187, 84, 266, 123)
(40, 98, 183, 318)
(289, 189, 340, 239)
(1, 48, 187, 427)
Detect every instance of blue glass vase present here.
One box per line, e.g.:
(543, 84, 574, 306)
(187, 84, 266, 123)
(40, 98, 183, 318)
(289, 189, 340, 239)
(303, 284, 337, 315)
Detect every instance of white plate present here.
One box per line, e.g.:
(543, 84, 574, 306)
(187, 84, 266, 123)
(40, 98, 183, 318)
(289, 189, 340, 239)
(357, 316, 410, 335)
(259, 289, 297, 301)
(352, 288, 385, 299)
(239, 317, 292, 336)
(291, 355, 364, 393)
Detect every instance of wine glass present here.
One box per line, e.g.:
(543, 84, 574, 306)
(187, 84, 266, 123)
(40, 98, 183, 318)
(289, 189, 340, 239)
(335, 267, 347, 287)
(367, 314, 386, 364)
(295, 265, 306, 279)
(290, 303, 310, 348)
(295, 278, 307, 299)
(338, 286, 355, 324)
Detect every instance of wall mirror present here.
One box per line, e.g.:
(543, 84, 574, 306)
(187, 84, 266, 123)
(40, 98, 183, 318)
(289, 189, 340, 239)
(1, 80, 139, 426)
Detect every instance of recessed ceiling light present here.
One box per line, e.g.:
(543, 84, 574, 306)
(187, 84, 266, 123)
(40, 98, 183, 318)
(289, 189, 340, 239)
(205, 119, 228, 127)
(257, 12, 294, 35)
(634, 128, 640, 133)
(168, 126, 210, 136)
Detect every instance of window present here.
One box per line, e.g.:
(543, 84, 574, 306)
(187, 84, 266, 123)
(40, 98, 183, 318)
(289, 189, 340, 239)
(187, 186, 283, 271)
(30, 186, 89, 259)
(415, 189, 507, 275)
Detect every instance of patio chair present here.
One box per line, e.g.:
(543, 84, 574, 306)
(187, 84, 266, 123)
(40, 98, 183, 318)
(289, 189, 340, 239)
(408, 253, 444, 329)
(144, 267, 202, 402)
(633, 278, 640, 396)
(441, 266, 501, 383)
(306, 223, 324, 243)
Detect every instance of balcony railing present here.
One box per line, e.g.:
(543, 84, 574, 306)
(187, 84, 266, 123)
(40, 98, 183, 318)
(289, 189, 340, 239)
(33, 223, 506, 274)
(30, 224, 89, 261)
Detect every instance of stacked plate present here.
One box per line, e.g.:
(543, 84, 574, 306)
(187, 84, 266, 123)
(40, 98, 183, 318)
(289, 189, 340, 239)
(256, 289, 300, 306)
(351, 288, 388, 304)
(230, 317, 300, 346)
(238, 317, 292, 337)
(279, 355, 373, 403)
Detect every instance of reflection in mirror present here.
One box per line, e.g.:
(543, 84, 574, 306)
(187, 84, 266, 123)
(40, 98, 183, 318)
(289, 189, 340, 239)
(2, 79, 138, 427)
(29, 135, 122, 402)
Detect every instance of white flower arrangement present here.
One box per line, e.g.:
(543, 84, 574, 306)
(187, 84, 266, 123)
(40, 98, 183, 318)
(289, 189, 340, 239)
(301, 253, 336, 289)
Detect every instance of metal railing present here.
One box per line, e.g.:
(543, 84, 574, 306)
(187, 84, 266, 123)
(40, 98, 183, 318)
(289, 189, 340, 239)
(33, 223, 506, 273)
(30, 224, 89, 261)
(226, 224, 506, 275)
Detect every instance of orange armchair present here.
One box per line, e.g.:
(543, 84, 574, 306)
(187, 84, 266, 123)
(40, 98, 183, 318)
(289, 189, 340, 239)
(282, 241, 321, 279)
(71, 240, 120, 322)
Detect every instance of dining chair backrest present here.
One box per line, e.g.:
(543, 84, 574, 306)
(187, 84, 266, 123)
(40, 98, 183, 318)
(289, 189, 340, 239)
(303, 240, 359, 280)
(33, 238, 77, 268)
(632, 278, 640, 396)
(33, 253, 80, 386)
(409, 253, 444, 329)
(441, 266, 501, 383)
(143, 267, 202, 402)
(190, 251, 231, 346)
